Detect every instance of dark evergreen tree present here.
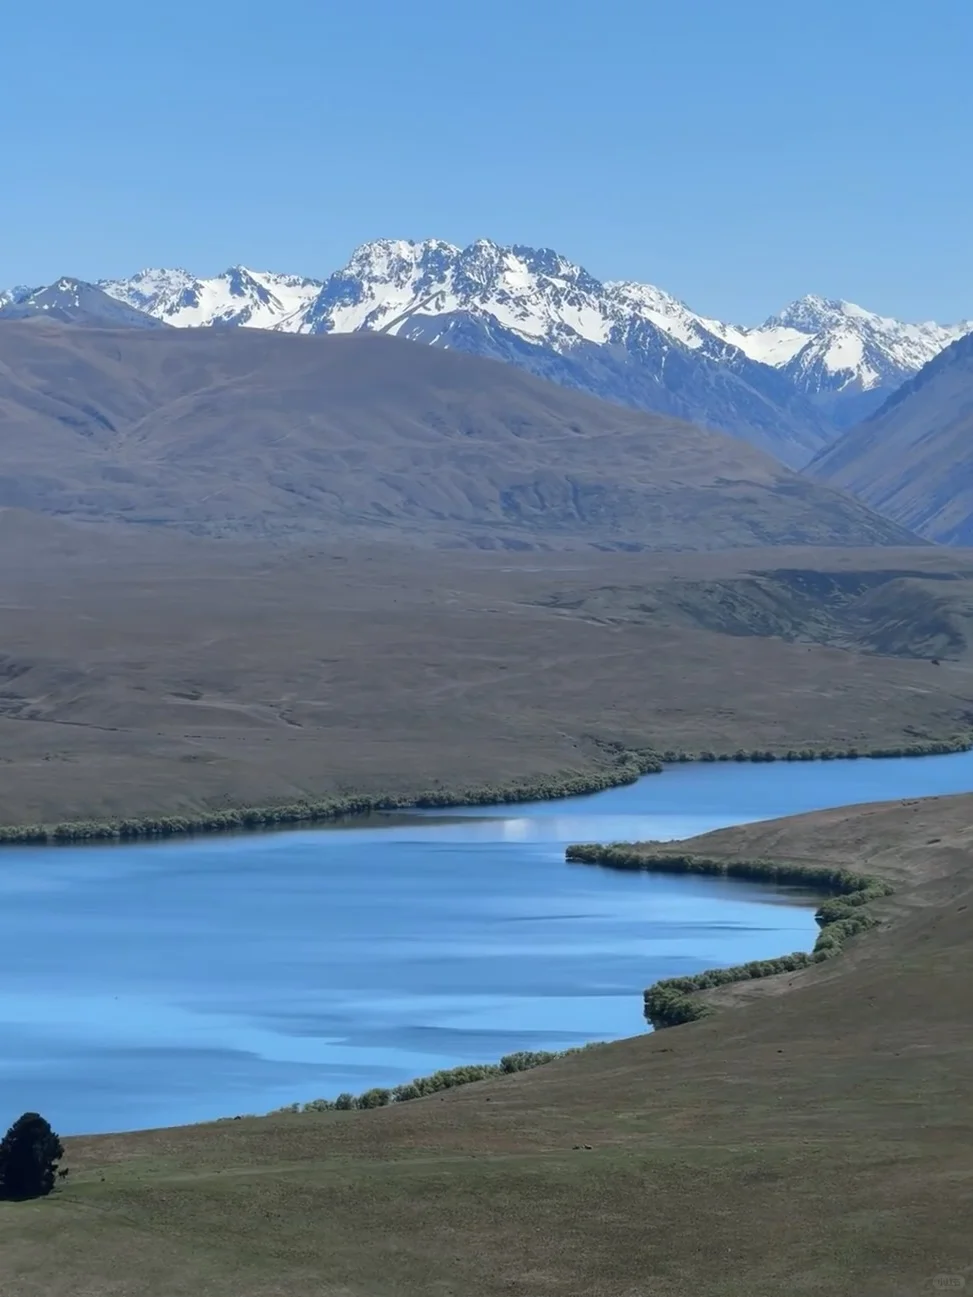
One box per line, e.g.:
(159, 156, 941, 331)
(0, 1112, 64, 1199)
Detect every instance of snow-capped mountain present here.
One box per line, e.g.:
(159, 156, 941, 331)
(0, 285, 32, 310)
(0, 278, 164, 329)
(760, 296, 971, 426)
(89, 241, 833, 464)
(4, 240, 966, 465)
(293, 239, 973, 453)
(99, 266, 323, 331)
(301, 237, 756, 369)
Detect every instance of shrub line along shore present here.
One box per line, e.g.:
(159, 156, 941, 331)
(0, 734, 969, 846)
(563, 848, 895, 1027)
(260, 1047, 598, 1117)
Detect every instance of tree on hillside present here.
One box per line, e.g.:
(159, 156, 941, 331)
(0, 1112, 65, 1199)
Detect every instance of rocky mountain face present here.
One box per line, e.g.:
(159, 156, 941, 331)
(7, 240, 969, 467)
(808, 331, 973, 544)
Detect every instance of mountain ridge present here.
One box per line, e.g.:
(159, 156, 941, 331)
(808, 330, 973, 545)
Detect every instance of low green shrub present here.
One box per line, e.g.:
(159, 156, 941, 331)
(499, 1050, 560, 1072)
(269, 1045, 601, 1117)
(355, 1088, 393, 1109)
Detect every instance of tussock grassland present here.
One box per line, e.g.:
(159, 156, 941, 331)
(3, 533, 973, 830)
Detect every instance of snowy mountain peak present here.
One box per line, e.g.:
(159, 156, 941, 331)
(0, 284, 34, 310)
(763, 294, 973, 402)
(767, 294, 859, 333)
(343, 238, 459, 285)
(301, 238, 624, 346)
(100, 265, 322, 331)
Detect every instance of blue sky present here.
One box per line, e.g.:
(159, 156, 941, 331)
(2, 0, 971, 323)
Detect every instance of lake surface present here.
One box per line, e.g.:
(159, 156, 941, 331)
(2, 748, 972, 1134)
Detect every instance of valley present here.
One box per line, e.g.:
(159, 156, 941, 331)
(5, 6, 973, 1294)
(1, 286, 972, 1297)
(0, 323, 971, 1295)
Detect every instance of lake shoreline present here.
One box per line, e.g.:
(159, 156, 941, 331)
(5, 744, 971, 1135)
(2, 733, 970, 847)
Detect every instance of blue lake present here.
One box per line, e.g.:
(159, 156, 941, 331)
(1, 748, 972, 1135)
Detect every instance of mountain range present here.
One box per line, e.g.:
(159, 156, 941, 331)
(4, 239, 968, 469)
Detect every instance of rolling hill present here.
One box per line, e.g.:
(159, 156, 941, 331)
(0, 318, 919, 551)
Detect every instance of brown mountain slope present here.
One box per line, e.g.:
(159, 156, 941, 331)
(0, 318, 918, 550)
(808, 331, 973, 544)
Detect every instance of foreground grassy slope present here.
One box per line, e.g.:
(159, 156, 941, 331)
(5, 793, 973, 1296)
(4, 522, 973, 826)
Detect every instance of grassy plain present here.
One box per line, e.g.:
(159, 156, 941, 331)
(3, 518, 973, 826)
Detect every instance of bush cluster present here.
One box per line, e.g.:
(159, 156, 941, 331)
(684, 736, 971, 764)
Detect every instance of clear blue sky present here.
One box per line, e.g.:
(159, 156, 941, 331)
(3, 0, 971, 324)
